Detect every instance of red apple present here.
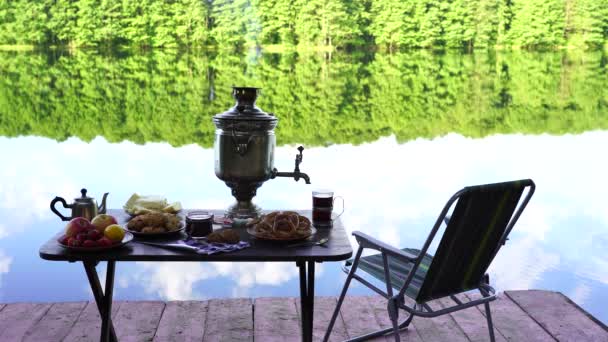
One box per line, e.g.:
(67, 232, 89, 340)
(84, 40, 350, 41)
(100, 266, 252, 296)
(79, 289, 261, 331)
(97, 237, 113, 247)
(83, 240, 98, 248)
(91, 214, 118, 233)
(87, 229, 102, 241)
(59, 235, 70, 245)
(65, 217, 92, 238)
(68, 238, 81, 247)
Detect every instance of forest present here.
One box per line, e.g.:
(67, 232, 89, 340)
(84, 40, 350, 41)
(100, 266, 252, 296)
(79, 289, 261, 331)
(1, 49, 606, 146)
(1, 0, 608, 50)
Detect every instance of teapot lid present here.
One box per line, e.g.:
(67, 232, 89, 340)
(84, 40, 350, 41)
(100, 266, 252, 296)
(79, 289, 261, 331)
(213, 87, 278, 131)
(75, 188, 93, 202)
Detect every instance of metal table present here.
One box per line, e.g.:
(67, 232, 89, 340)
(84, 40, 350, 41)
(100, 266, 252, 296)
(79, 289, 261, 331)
(39, 210, 353, 342)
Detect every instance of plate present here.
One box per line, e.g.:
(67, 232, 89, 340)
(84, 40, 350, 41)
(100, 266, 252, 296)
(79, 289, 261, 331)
(247, 226, 317, 242)
(126, 224, 185, 238)
(124, 209, 183, 217)
(58, 231, 134, 252)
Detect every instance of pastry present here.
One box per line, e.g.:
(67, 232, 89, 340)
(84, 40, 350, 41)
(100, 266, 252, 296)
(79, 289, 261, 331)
(207, 229, 240, 244)
(126, 212, 182, 233)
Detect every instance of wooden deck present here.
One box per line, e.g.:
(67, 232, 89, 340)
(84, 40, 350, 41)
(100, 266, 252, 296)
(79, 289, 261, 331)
(0, 290, 605, 341)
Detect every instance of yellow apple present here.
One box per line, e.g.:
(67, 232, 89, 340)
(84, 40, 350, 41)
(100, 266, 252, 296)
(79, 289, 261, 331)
(91, 214, 117, 233)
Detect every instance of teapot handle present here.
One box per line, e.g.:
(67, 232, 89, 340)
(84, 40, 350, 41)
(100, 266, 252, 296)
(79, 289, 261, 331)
(50, 196, 72, 221)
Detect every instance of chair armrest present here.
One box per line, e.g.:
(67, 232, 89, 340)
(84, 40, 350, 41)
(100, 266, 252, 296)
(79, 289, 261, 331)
(352, 231, 417, 261)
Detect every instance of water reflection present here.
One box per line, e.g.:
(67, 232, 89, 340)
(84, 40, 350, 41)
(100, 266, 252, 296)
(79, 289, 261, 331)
(0, 132, 607, 323)
(1, 50, 607, 147)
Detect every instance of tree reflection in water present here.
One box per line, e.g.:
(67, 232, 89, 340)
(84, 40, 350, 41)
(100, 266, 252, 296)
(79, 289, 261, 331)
(1, 50, 607, 145)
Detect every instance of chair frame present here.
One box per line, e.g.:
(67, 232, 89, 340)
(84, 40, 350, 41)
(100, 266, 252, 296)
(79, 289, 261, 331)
(323, 179, 535, 342)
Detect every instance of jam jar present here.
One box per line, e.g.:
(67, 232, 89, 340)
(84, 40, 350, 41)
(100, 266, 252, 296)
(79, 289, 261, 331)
(186, 211, 214, 237)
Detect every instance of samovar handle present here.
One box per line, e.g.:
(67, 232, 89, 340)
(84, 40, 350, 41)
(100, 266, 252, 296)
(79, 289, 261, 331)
(231, 127, 253, 156)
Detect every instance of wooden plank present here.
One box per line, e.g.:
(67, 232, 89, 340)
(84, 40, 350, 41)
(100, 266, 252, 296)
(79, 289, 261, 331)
(203, 298, 253, 342)
(0, 303, 52, 341)
(339, 296, 386, 340)
(367, 295, 424, 342)
(436, 295, 507, 342)
(114, 301, 165, 342)
(465, 292, 555, 341)
(23, 301, 87, 342)
(506, 290, 608, 341)
(63, 301, 123, 342)
(295, 296, 349, 342)
(254, 297, 300, 342)
(154, 300, 208, 342)
(411, 299, 470, 342)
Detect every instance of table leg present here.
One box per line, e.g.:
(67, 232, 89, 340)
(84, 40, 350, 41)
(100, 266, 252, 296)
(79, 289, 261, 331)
(83, 261, 118, 342)
(297, 261, 316, 342)
(297, 261, 308, 340)
(306, 261, 315, 342)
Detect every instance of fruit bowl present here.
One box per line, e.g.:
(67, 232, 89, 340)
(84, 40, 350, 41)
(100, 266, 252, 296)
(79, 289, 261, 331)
(58, 231, 134, 252)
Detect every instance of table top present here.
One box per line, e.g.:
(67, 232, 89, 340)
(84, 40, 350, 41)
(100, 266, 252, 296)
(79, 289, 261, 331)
(39, 209, 353, 263)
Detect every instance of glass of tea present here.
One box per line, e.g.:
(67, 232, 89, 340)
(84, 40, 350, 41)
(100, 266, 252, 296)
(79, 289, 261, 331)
(312, 189, 344, 227)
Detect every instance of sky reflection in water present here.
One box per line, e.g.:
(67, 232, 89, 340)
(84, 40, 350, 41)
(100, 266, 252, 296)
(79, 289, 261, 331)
(0, 132, 607, 324)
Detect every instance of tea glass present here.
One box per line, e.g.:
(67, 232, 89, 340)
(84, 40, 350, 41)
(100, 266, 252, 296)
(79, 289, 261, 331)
(312, 189, 344, 227)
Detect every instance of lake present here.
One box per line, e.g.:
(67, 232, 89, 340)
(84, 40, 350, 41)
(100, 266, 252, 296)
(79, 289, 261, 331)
(0, 49, 607, 324)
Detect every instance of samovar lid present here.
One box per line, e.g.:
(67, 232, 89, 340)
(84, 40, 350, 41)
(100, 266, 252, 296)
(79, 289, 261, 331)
(213, 87, 278, 128)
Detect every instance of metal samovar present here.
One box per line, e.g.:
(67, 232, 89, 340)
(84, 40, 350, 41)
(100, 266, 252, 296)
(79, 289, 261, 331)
(213, 87, 311, 219)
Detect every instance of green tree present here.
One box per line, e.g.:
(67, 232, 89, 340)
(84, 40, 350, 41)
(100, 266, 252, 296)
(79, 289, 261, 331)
(294, 0, 364, 48)
(75, 0, 104, 46)
(369, 0, 418, 50)
(508, 0, 565, 48)
(174, 0, 212, 46)
(9, 1, 49, 44)
(211, 0, 259, 49)
(149, 1, 177, 47)
(256, 0, 298, 45)
(566, 0, 608, 47)
(472, 0, 501, 48)
(121, 0, 153, 48)
(417, 0, 445, 48)
(48, 0, 79, 45)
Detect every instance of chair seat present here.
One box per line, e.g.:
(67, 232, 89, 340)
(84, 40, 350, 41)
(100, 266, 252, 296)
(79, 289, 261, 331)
(346, 248, 434, 300)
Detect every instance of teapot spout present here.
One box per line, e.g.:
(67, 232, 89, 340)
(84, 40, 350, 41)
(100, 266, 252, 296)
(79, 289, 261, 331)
(98, 193, 109, 214)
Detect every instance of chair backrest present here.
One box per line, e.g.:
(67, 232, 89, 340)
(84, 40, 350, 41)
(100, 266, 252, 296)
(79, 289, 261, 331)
(413, 179, 535, 303)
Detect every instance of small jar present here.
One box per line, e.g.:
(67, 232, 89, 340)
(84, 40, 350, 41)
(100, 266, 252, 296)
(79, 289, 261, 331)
(186, 211, 214, 238)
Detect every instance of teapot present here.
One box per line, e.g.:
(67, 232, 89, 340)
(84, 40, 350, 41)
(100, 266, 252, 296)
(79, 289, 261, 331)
(50, 188, 109, 221)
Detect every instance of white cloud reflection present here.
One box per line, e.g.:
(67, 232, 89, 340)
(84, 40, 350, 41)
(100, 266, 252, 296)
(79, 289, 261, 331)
(0, 250, 13, 290)
(120, 261, 303, 300)
(0, 132, 607, 303)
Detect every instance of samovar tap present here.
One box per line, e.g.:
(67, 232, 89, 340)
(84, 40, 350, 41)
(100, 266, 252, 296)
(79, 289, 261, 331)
(271, 146, 311, 184)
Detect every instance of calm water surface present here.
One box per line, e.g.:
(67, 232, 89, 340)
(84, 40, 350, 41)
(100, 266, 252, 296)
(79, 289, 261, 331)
(0, 50, 607, 324)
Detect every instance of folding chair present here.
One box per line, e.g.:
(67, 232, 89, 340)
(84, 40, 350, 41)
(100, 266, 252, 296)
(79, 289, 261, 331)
(323, 179, 535, 342)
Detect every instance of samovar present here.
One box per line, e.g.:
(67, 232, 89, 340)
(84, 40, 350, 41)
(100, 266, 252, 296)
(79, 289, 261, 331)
(213, 87, 311, 219)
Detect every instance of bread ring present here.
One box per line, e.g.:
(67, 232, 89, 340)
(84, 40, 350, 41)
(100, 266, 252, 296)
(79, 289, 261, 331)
(252, 211, 312, 239)
(286, 212, 300, 228)
(297, 216, 311, 232)
(265, 211, 279, 221)
(256, 221, 273, 233)
(273, 218, 296, 233)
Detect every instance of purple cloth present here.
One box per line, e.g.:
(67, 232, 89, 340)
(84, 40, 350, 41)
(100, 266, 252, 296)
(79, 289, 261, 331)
(181, 238, 250, 255)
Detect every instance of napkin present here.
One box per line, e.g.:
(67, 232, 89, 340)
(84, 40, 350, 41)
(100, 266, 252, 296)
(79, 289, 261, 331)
(182, 238, 250, 255)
